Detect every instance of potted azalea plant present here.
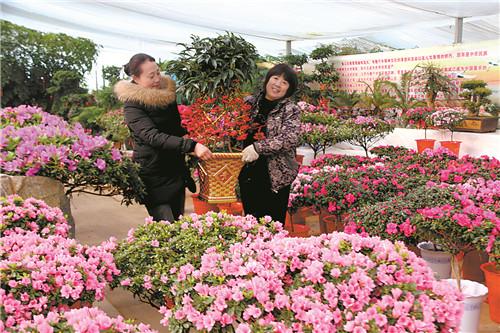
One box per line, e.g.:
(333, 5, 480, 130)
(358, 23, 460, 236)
(0, 195, 70, 237)
(403, 106, 436, 152)
(9, 307, 157, 333)
(430, 107, 467, 155)
(0, 231, 119, 328)
(111, 212, 285, 309)
(161, 233, 463, 332)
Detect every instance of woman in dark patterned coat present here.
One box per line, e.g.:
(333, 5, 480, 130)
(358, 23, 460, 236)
(239, 63, 301, 223)
(115, 53, 212, 222)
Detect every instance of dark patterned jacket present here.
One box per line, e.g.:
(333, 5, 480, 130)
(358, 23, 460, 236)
(246, 93, 301, 192)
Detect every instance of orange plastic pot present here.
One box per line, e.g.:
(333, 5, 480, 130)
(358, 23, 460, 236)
(480, 262, 500, 323)
(285, 212, 310, 237)
(191, 194, 218, 214)
(296, 154, 304, 165)
(415, 139, 435, 153)
(439, 141, 461, 156)
(322, 215, 344, 233)
(217, 202, 243, 215)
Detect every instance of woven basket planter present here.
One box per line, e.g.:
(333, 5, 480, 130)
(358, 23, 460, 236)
(197, 153, 244, 204)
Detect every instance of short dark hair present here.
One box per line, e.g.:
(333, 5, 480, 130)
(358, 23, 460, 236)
(262, 63, 298, 98)
(124, 53, 155, 76)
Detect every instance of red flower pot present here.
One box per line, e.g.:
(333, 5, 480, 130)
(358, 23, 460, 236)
(415, 139, 435, 153)
(285, 212, 310, 237)
(296, 154, 304, 165)
(322, 215, 344, 233)
(439, 141, 461, 156)
(191, 194, 218, 214)
(217, 202, 243, 215)
(480, 262, 500, 323)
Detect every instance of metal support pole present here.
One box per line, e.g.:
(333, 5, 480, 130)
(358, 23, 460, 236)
(286, 40, 292, 55)
(454, 17, 463, 44)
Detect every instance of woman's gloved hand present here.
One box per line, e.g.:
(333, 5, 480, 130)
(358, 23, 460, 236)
(242, 145, 259, 163)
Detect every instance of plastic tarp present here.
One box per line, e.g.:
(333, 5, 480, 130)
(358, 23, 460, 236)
(2, 0, 498, 87)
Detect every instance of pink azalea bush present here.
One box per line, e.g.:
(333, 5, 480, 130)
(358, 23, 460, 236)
(162, 233, 463, 332)
(0, 105, 144, 204)
(111, 213, 287, 309)
(0, 195, 69, 237)
(0, 232, 120, 327)
(4, 307, 157, 333)
(430, 107, 467, 141)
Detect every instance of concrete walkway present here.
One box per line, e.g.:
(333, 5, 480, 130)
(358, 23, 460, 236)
(71, 192, 499, 332)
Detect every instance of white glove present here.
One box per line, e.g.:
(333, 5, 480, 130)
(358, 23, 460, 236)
(242, 145, 259, 163)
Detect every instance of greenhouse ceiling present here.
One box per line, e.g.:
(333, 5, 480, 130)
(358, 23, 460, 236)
(2, 0, 499, 58)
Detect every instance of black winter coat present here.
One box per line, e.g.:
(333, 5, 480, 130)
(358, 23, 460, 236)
(115, 76, 196, 206)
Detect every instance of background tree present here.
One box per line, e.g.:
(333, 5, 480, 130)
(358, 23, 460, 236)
(1, 20, 99, 111)
(102, 65, 121, 87)
(309, 44, 339, 102)
(46, 71, 87, 118)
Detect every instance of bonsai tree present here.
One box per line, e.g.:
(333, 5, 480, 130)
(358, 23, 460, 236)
(413, 63, 457, 107)
(166, 32, 258, 103)
(309, 44, 339, 102)
(460, 79, 493, 116)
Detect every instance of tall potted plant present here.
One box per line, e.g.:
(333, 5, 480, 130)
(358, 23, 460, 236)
(168, 33, 259, 203)
(403, 107, 436, 152)
(413, 62, 457, 108)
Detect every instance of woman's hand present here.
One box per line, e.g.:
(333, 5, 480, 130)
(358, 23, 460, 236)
(194, 143, 213, 161)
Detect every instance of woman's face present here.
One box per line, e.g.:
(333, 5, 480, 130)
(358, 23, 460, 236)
(265, 74, 289, 101)
(133, 60, 161, 89)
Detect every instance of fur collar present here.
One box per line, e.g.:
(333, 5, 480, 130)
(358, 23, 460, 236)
(114, 75, 176, 107)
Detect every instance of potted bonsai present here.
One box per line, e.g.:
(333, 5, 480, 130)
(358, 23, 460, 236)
(456, 79, 499, 132)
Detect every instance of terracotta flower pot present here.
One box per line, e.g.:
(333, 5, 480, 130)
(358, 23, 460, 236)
(439, 141, 461, 156)
(296, 154, 304, 165)
(321, 214, 344, 233)
(164, 296, 175, 310)
(285, 212, 310, 237)
(415, 139, 435, 153)
(480, 262, 500, 323)
(191, 194, 218, 214)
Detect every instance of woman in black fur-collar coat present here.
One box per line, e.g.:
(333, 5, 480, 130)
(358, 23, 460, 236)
(115, 53, 212, 221)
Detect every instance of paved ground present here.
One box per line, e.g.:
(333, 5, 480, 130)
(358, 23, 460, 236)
(71, 192, 499, 332)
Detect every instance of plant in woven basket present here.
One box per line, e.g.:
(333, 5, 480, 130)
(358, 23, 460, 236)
(0, 195, 69, 238)
(161, 233, 462, 332)
(111, 213, 286, 309)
